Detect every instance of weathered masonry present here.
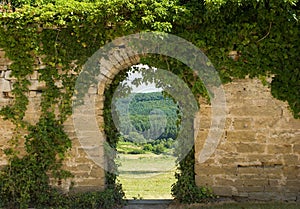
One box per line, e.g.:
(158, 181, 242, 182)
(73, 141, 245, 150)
(195, 79, 300, 201)
(0, 48, 299, 200)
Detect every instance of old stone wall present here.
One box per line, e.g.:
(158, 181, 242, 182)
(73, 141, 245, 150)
(0, 49, 106, 192)
(195, 78, 300, 201)
(0, 45, 140, 192)
(0, 47, 299, 200)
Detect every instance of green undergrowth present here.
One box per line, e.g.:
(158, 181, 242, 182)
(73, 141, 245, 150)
(0, 185, 124, 209)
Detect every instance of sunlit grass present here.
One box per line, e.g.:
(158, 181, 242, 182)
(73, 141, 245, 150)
(116, 153, 177, 199)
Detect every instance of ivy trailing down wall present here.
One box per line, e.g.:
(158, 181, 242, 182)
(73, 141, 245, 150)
(165, 0, 300, 203)
(0, 1, 184, 208)
(0, 0, 299, 208)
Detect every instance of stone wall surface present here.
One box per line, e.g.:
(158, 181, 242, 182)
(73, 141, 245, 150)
(195, 78, 300, 201)
(0, 48, 107, 192)
(0, 47, 299, 200)
(0, 46, 140, 192)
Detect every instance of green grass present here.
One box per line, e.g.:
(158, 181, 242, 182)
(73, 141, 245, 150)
(117, 141, 145, 154)
(116, 153, 177, 199)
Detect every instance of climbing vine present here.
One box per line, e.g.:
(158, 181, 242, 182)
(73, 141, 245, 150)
(175, 0, 300, 119)
(0, 0, 184, 208)
(0, 0, 299, 207)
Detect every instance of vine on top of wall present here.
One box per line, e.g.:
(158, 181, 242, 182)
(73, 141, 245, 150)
(0, 0, 299, 207)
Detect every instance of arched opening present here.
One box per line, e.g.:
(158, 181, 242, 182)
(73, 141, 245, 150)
(74, 33, 224, 202)
(111, 65, 179, 199)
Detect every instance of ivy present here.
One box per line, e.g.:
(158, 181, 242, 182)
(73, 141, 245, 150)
(0, 0, 183, 207)
(0, 0, 299, 207)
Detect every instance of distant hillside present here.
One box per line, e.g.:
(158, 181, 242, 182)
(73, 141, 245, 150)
(115, 92, 180, 140)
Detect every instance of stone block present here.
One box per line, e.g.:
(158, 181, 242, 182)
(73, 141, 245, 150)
(236, 186, 265, 192)
(217, 142, 237, 153)
(195, 155, 215, 165)
(30, 71, 39, 80)
(89, 165, 105, 178)
(197, 106, 211, 118)
(267, 144, 292, 154)
(28, 80, 46, 91)
(211, 186, 234, 196)
(285, 180, 300, 192)
(0, 50, 5, 58)
(229, 105, 282, 117)
(247, 192, 282, 201)
(235, 178, 268, 187)
(197, 165, 237, 176)
(237, 166, 264, 176)
(226, 131, 256, 143)
(269, 130, 300, 144)
(72, 171, 90, 178)
(0, 58, 12, 65)
(263, 166, 283, 176)
(26, 91, 37, 97)
(283, 154, 299, 165)
(195, 174, 214, 186)
(214, 177, 236, 186)
(283, 166, 299, 178)
(99, 62, 114, 79)
(217, 156, 242, 165)
(55, 80, 63, 88)
(0, 65, 7, 71)
(246, 154, 281, 165)
(283, 193, 298, 201)
(75, 157, 91, 164)
(233, 118, 253, 130)
(88, 86, 98, 94)
(267, 179, 281, 187)
(0, 70, 5, 78)
(76, 178, 105, 188)
(273, 117, 300, 130)
(0, 78, 11, 92)
(254, 132, 269, 143)
(4, 70, 15, 80)
(196, 116, 211, 129)
(111, 50, 126, 65)
(236, 143, 265, 154)
(253, 117, 278, 129)
(97, 81, 107, 95)
(294, 144, 300, 154)
(68, 164, 92, 173)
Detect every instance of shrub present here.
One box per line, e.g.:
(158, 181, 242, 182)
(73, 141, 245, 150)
(128, 149, 146, 154)
(143, 144, 153, 152)
(153, 144, 166, 154)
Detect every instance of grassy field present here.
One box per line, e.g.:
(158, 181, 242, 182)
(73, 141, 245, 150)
(116, 153, 177, 199)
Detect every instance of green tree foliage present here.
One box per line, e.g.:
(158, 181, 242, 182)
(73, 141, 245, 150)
(116, 92, 180, 140)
